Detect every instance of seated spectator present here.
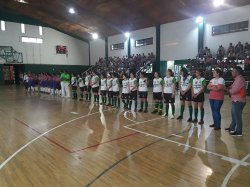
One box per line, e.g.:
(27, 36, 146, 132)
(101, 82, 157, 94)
(217, 45, 225, 61)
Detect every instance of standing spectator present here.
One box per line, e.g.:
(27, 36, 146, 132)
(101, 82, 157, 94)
(64, 71, 71, 98)
(71, 73, 77, 99)
(217, 45, 225, 61)
(60, 70, 66, 97)
(235, 41, 244, 57)
(227, 43, 234, 55)
(207, 69, 225, 130)
(225, 66, 247, 136)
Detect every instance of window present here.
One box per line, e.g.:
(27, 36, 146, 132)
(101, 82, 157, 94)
(212, 21, 248, 36)
(21, 37, 43, 44)
(39, 26, 43, 35)
(1, 20, 6, 31)
(111, 43, 124, 50)
(135, 37, 153, 47)
(21, 23, 25, 33)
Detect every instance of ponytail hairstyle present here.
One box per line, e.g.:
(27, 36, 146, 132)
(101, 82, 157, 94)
(168, 69, 174, 77)
(180, 67, 188, 81)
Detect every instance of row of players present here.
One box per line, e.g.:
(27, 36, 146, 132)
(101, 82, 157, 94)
(69, 68, 207, 124)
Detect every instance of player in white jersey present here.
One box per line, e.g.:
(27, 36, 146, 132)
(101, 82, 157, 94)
(163, 69, 176, 118)
(128, 72, 138, 112)
(192, 69, 206, 124)
(91, 71, 100, 103)
(78, 73, 84, 101)
(152, 72, 164, 115)
(112, 73, 120, 108)
(84, 72, 92, 101)
(138, 72, 148, 113)
(121, 74, 129, 110)
(177, 68, 193, 122)
(71, 73, 77, 99)
(106, 73, 113, 106)
(100, 73, 107, 105)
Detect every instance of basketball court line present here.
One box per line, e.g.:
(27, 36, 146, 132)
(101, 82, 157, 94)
(0, 109, 111, 170)
(221, 153, 250, 187)
(124, 124, 250, 166)
(14, 118, 73, 153)
(84, 127, 189, 187)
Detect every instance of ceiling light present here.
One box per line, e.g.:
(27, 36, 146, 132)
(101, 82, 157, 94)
(124, 32, 130, 38)
(195, 16, 204, 24)
(213, 0, 224, 7)
(69, 8, 76, 14)
(15, 0, 28, 4)
(92, 33, 98, 39)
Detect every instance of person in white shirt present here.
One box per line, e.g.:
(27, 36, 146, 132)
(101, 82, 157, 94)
(163, 69, 176, 119)
(106, 73, 113, 106)
(71, 73, 77, 99)
(112, 73, 120, 108)
(100, 73, 107, 105)
(192, 69, 206, 124)
(121, 74, 129, 110)
(138, 72, 148, 113)
(84, 71, 92, 101)
(78, 73, 84, 101)
(177, 68, 193, 122)
(152, 72, 164, 115)
(91, 71, 100, 103)
(128, 72, 138, 112)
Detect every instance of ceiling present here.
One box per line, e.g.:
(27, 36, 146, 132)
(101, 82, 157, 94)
(1, 0, 250, 41)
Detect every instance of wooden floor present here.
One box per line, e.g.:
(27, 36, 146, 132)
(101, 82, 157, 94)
(0, 85, 249, 187)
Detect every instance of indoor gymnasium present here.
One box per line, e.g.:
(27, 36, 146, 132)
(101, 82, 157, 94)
(0, 0, 250, 186)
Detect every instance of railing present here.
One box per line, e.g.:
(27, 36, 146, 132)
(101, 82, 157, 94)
(136, 60, 154, 78)
(0, 46, 23, 63)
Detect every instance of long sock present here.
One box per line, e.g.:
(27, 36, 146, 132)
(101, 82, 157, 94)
(155, 102, 159, 109)
(194, 108, 198, 120)
(117, 98, 120, 107)
(189, 106, 193, 119)
(180, 105, 185, 117)
(108, 97, 111, 105)
(140, 101, 144, 110)
(85, 93, 88, 100)
(129, 100, 132, 109)
(94, 95, 96, 102)
(145, 101, 148, 110)
(171, 103, 175, 115)
(200, 108, 204, 120)
(135, 101, 137, 110)
(80, 93, 83, 99)
(104, 97, 106, 104)
(88, 93, 91, 101)
(114, 97, 117, 107)
(97, 95, 99, 102)
(159, 102, 163, 110)
(122, 100, 126, 108)
(166, 104, 169, 116)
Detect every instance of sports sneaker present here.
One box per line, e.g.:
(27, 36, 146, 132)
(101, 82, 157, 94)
(144, 109, 148, 113)
(138, 109, 143, 112)
(158, 111, 163, 115)
(230, 132, 242, 136)
(134, 109, 137, 112)
(209, 124, 215, 127)
(177, 116, 183, 120)
(214, 127, 221, 130)
(192, 119, 198, 123)
(187, 118, 192, 122)
(198, 120, 204, 125)
(225, 127, 231, 131)
(171, 114, 175, 119)
(151, 109, 158, 114)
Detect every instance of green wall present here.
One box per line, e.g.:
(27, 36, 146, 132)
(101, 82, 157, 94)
(0, 65, 4, 85)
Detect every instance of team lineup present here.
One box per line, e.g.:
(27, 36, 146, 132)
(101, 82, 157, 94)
(55, 68, 220, 124)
